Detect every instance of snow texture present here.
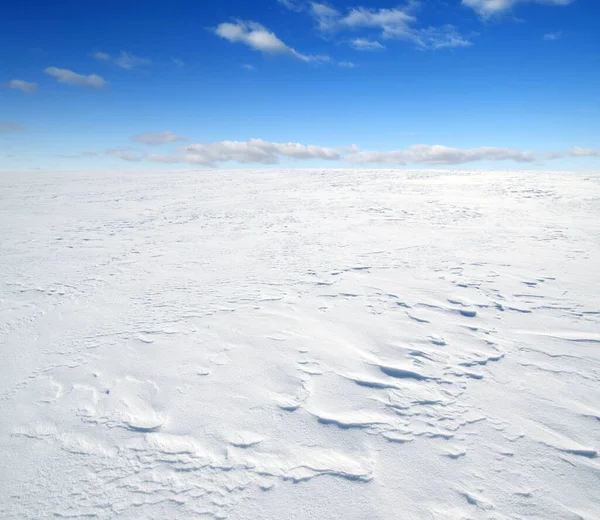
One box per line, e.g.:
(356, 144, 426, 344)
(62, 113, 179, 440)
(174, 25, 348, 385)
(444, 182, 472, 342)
(1, 168, 599, 519)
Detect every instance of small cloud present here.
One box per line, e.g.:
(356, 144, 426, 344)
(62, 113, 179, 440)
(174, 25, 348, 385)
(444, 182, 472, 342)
(0, 121, 25, 133)
(544, 31, 562, 40)
(173, 58, 184, 67)
(347, 144, 537, 165)
(570, 146, 600, 157)
(114, 51, 151, 70)
(55, 151, 98, 158)
(107, 148, 142, 162)
(92, 51, 111, 61)
(92, 51, 151, 69)
(277, 0, 304, 11)
(417, 25, 473, 50)
(350, 38, 385, 51)
(463, 0, 575, 19)
(310, 4, 472, 50)
(215, 20, 328, 63)
(310, 2, 341, 32)
(338, 61, 356, 68)
(132, 131, 187, 146)
(45, 67, 107, 89)
(146, 153, 179, 163)
(4, 79, 38, 93)
(312, 3, 416, 36)
(242, 64, 256, 70)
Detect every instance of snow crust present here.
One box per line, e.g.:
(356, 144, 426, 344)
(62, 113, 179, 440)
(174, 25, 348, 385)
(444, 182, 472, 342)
(1, 169, 599, 519)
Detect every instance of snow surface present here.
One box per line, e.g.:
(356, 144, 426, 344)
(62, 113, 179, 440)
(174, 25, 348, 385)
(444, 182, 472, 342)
(1, 169, 599, 519)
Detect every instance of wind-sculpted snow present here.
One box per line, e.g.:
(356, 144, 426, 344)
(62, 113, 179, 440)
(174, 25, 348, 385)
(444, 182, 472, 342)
(1, 169, 599, 519)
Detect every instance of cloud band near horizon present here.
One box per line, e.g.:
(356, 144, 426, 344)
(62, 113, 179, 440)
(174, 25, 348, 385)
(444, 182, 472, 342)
(102, 138, 599, 167)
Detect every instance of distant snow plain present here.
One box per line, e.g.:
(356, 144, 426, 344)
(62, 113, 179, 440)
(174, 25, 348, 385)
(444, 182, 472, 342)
(1, 169, 598, 519)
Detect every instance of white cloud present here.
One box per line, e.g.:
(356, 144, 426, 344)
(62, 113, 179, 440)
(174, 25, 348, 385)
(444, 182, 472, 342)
(4, 79, 38, 93)
(107, 149, 142, 162)
(56, 152, 98, 158)
(115, 51, 151, 70)
(350, 38, 385, 51)
(312, 3, 415, 39)
(463, 0, 574, 18)
(310, 3, 472, 50)
(97, 140, 600, 167)
(45, 67, 107, 89)
(132, 131, 187, 146)
(173, 58, 184, 67)
(242, 64, 256, 70)
(310, 2, 343, 32)
(338, 5, 416, 36)
(277, 0, 304, 11)
(347, 144, 536, 165)
(144, 154, 178, 163)
(416, 26, 473, 50)
(544, 31, 562, 40)
(338, 61, 356, 68)
(570, 147, 600, 157)
(92, 51, 151, 69)
(147, 138, 341, 165)
(92, 51, 111, 61)
(0, 121, 25, 133)
(215, 20, 327, 62)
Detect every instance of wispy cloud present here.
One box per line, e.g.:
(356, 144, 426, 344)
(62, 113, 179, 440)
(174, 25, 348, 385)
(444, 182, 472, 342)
(215, 20, 329, 62)
(115, 51, 151, 70)
(338, 61, 356, 68)
(350, 38, 385, 51)
(347, 144, 536, 165)
(462, 0, 574, 18)
(544, 31, 562, 40)
(92, 51, 151, 69)
(92, 51, 111, 61)
(132, 131, 187, 146)
(173, 58, 184, 67)
(55, 152, 98, 158)
(4, 79, 38, 93)
(311, 2, 343, 32)
(417, 26, 474, 50)
(0, 121, 25, 133)
(277, 0, 304, 11)
(107, 149, 142, 161)
(242, 64, 256, 70)
(346, 144, 600, 164)
(569, 146, 600, 157)
(310, 3, 472, 50)
(45, 67, 107, 89)
(146, 138, 341, 165)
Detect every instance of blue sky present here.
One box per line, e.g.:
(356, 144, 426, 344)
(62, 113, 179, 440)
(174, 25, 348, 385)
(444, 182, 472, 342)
(1, 0, 599, 171)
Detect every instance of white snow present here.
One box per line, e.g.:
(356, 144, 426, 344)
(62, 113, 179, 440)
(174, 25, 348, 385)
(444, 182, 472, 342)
(1, 168, 599, 519)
